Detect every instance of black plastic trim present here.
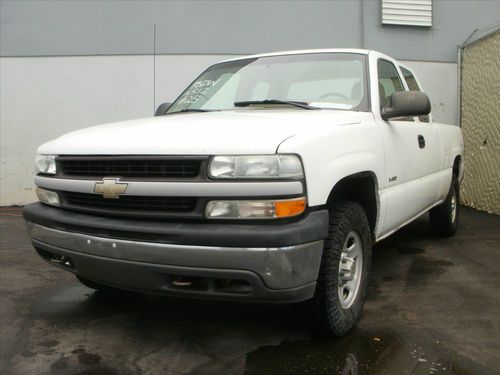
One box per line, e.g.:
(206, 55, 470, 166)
(53, 155, 210, 181)
(24, 202, 329, 248)
(33, 240, 316, 303)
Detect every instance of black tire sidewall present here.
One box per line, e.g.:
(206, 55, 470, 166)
(450, 178, 460, 229)
(430, 175, 460, 236)
(315, 201, 372, 335)
(335, 212, 371, 321)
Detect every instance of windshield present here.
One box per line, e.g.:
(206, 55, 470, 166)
(167, 53, 369, 113)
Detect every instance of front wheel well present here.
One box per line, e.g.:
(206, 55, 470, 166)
(326, 172, 378, 239)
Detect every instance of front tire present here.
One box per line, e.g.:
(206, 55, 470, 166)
(311, 201, 372, 337)
(429, 176, 459, 237)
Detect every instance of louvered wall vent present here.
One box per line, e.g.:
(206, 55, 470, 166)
(382, 0, 432, 27)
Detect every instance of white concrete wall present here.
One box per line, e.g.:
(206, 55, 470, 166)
(0, 55, 457, 205)
(0, 55, 237, 205)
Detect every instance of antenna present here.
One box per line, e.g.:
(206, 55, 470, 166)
(153, 23, 156, 115)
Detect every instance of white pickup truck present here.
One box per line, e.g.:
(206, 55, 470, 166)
(24, 49, 464, 336)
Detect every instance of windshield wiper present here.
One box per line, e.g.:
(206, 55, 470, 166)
(234, 99, 319, 110)
(167, 108, 213, 114)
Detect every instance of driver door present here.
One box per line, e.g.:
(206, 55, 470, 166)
(376, 59, 423, 235)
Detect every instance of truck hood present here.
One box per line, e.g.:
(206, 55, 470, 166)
(38, 110, 360, 155)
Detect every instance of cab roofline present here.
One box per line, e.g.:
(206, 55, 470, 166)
(221, 49, 371, 63)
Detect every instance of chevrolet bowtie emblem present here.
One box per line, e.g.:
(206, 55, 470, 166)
(94, 178, 128, 199)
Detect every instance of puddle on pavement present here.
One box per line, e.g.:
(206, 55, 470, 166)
(244, 331, 494, 375)
(50, 346, 120, 375)
(31, 284, 96, 316)
(27, 281, 495, 375)
(29, 282, 149, 322)
(30, 281, 292, 323)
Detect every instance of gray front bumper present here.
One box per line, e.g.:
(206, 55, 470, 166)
(27, 222, 324, 303)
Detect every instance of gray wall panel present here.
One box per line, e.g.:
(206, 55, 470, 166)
(1, 1, 155, 56)
(0, 0, 361, 56)
(3, 0, 499, 61)
(363, 0, 500, 62)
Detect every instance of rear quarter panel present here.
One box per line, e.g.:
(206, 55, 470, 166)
(437, 123, 464, 178)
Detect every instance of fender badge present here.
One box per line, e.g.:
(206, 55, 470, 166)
(94, 178, 128, 199)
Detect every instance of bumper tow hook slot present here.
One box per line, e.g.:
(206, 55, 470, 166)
(172, 277, 193, 287)
(51, 256, 73, 268)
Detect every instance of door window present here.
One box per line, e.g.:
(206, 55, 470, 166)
(377, 59, 404, 107)
(400, 66, 430, 123)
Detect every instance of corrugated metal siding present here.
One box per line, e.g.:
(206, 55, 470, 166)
(382, 0, 432, 27)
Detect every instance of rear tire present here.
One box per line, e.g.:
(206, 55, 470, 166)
(310, 201, 372, 337)
(429, 176, 459, 237)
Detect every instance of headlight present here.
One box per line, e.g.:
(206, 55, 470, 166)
(206, 197, 306, 219)
(35, 155, 57, 175)
(36, 187, 60, 207)
(209, 155, 303, 179)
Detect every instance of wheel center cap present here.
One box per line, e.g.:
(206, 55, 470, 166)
(340, 255, 356, 283)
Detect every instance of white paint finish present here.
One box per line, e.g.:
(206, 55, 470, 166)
(0, 54, 238, 205)
(367, 50, 462, 236)
(279, 50, 463, 239)
(38, 110, 360, 155)
(379, 168, 451, 233)
(222, 49, 369, 63)
(390, 63, 442, 181)
(13, 49, 465, 247)
(278, 112, 384, 207)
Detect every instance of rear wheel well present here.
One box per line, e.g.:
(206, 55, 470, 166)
(326, 172, 378, 239)
(453, 155, 461, 179)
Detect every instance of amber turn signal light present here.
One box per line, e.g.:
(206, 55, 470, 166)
(275, 197, 307, 218)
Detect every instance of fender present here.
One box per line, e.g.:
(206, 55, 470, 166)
(277, 118, 385, 208)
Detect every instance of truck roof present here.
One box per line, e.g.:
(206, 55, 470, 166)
(222, 48, 371, 63)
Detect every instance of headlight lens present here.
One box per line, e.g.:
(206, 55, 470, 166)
(206, 197, 306, 219)
(35, 155, 57, 175)
(36, 187, 60, 207)
(209, 155, 303, 179)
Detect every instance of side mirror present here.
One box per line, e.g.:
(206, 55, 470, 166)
(381, 91, 431, 121)
(155, 102, 172, 116)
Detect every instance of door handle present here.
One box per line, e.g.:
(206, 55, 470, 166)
(418, 135, 426, 149)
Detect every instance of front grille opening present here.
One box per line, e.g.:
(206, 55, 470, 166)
(168, 275, 252, 295)
(63, 192, 197, 212)
(35, 247, 75, 270)
(57, 158, 201, 179)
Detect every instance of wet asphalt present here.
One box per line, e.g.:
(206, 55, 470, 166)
(0, 206, 499, 375)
